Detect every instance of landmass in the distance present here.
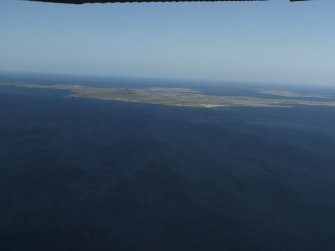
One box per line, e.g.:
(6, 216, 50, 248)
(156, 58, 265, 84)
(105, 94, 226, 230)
(1, 83, 335, 108)
(259, 89, 332, 99)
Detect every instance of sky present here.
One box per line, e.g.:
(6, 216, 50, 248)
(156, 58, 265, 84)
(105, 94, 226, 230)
(0, 0, 335, 85)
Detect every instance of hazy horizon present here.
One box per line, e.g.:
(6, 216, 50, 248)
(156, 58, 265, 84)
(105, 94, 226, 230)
(2, 70, 335, 89)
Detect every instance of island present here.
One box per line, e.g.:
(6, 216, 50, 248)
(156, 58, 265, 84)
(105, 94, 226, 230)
(1, 83, 335, 108)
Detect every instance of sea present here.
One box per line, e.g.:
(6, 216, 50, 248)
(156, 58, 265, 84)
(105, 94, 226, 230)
(1, 72, 335, 251)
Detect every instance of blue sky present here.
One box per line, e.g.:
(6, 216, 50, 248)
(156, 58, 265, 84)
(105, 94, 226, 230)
(1, 0, 335, 85)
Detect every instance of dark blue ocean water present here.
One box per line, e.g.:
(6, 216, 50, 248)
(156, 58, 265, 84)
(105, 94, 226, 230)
(1, 73, 335, 251)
